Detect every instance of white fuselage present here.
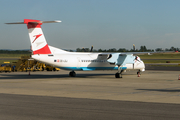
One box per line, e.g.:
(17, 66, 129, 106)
(32, 52, 145, 71)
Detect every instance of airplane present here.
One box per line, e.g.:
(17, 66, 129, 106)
(6, 19, 145, 78)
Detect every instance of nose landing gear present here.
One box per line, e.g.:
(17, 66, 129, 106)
(137, 70, 141, 77)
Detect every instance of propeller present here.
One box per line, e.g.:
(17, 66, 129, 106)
(82, 45, 93, 52)
(90, 46, 93, 52)
(133, 44, 135, 51)
(82, 47, 86, 52)
(134, 56, 141, 62)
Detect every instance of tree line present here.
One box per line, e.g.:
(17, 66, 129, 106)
(0, 46, 178, 54)
(76, 46, 179, 52)
(0, 50, 31, 54)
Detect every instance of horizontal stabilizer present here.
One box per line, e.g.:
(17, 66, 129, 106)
(5, 19, 61, 24)
(5, 22, 24, 24)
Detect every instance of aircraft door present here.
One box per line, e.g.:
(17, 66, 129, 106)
(77, 57, 81, 69)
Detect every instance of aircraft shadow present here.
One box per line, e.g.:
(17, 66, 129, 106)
(136, 89, 180, 92)
(0, 73, 114, 80)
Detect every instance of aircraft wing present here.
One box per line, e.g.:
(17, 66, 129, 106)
(98, 53, 135, 66)
(128, 51, 174, 55)
(98, 50, 174, 66)
(98, 50, 174, 57)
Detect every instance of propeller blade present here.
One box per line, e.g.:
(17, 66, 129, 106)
(90, 46, 93, 52)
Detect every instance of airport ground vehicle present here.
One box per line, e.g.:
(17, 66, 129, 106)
(14, 56, 59, 72)
(0, 56, 59, 72)
(0, 64, 11, 72)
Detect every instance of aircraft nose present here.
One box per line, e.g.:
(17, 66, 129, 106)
(140, 61, 145, 72)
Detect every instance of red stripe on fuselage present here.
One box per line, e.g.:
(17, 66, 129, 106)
(33, 44, 51, 54)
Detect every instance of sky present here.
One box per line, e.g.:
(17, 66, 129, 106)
(1, 0, 180, 50)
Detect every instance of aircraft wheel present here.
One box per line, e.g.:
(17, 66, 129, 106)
(137, 71, 140, 77)
(115, 73, 123, 78)
(115, 73, 120, 78)
(137, 71, 140, 75)
(69, 71, 76, 77)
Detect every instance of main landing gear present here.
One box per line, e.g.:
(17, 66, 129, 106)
(115, 70, 124, 78)
(69, 71, 76, 77)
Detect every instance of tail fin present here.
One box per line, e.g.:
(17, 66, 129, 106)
(6, 19, 61, 54)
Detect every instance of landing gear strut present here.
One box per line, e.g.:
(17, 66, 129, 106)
(69, 71, 76, 77)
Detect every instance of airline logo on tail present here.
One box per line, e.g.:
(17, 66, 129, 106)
(32, 34, 42, 43)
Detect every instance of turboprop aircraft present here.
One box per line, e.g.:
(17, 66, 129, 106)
(6, 19, 145, 78)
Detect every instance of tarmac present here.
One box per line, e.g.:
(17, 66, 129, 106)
(0, 69, 180, 119)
